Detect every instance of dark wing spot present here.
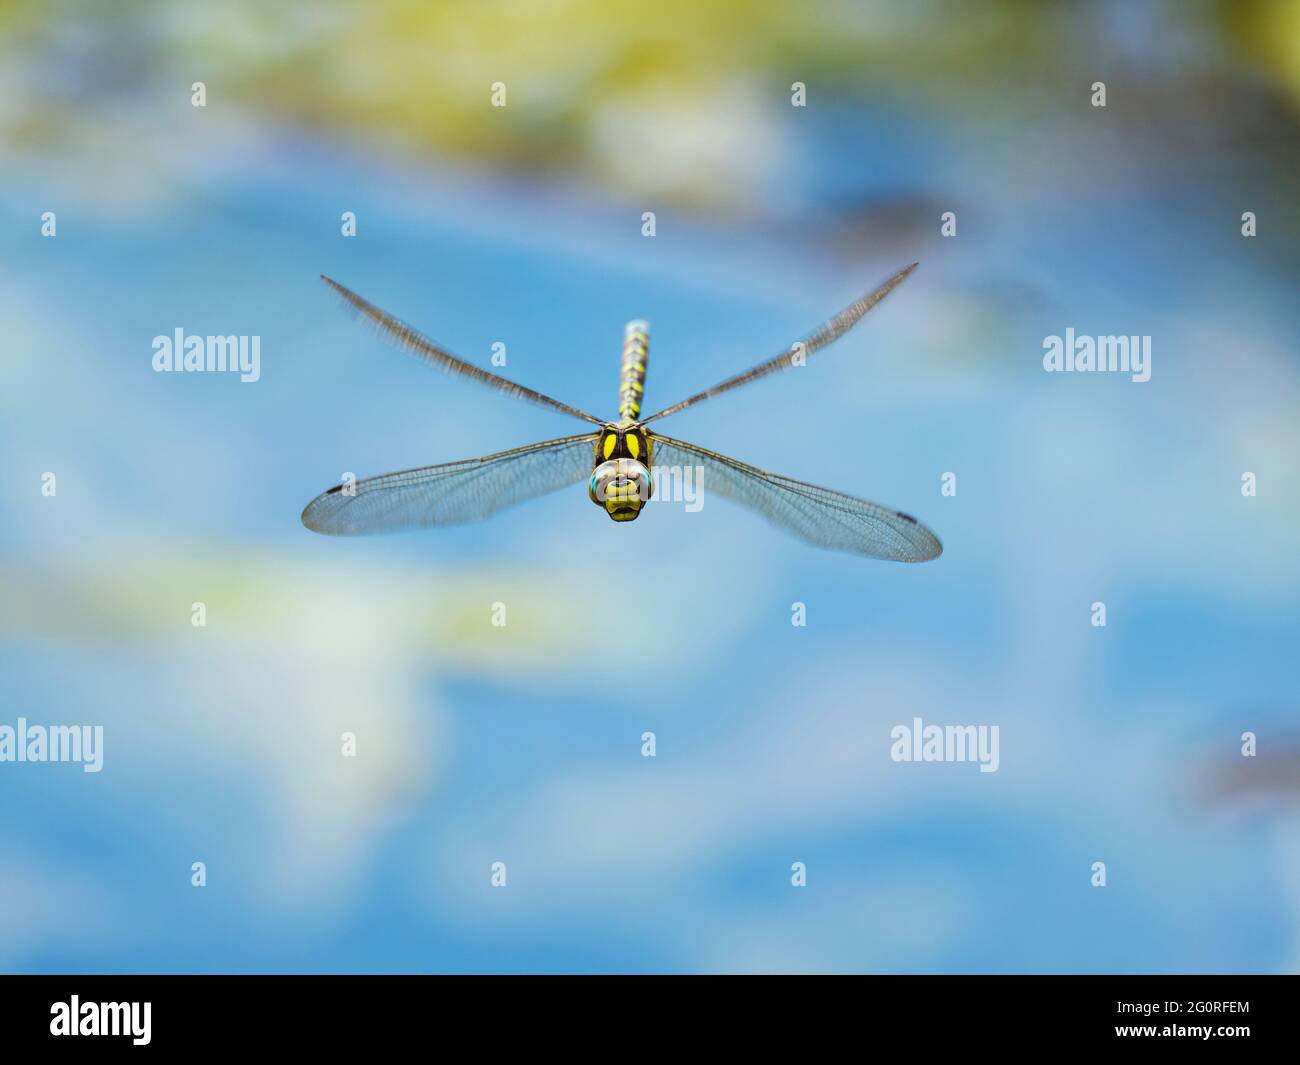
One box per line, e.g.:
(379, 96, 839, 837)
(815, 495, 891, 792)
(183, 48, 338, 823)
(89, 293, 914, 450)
(897, 511, 918, 524)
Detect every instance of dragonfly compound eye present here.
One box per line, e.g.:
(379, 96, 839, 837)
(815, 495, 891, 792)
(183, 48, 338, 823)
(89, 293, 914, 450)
(588, 458, 654, 522)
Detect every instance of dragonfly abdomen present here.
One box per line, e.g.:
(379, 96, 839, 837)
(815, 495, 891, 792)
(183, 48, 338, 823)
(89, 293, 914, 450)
(618, 319, 649, 422)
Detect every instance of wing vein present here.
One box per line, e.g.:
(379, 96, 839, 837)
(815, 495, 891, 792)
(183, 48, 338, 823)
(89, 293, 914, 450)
(649, 432, 941, 561)
(301, 433, 598, 535)
(321, 276, 605, 425)
(640, 262, 917, 424)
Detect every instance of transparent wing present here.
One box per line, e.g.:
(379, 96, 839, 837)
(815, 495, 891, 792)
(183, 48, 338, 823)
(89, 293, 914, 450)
(302, 434, 598, 535)
(321, 275, 605, 426)
(649, 434, 941, 562)
(640, 262, 917, 424)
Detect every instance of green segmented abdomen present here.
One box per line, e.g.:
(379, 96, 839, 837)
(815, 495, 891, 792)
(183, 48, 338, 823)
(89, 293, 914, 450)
(619, 319, 649, 422)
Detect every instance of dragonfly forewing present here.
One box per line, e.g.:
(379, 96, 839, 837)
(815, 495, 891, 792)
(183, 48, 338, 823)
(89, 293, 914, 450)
(320, 276, 605, 426)
(639, 262, 918, 424)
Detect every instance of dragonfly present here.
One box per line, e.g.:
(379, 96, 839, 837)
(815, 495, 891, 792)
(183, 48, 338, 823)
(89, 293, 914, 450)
(301, 263, 941, 562)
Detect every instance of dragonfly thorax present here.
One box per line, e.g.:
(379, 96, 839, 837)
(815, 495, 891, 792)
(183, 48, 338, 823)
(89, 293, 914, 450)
(589, 424, 653, 521)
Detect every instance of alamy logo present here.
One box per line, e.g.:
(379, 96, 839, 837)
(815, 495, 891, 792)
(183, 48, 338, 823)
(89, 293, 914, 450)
(0, 718, 103, 773)
(50, 996, 151, 1045)
(152, 329, 261, 382)
(590, 465, 706, 510)
(890, 716, 1000, 773)
(1042, 328, 1150, 382)
(650, 465, 704, 511)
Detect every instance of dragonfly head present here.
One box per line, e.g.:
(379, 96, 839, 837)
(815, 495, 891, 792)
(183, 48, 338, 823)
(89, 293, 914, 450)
(589, 424, 654, 521)
(589, 458, 653, 521)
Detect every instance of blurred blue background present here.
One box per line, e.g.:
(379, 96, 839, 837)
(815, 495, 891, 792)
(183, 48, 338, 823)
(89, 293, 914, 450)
(2, 0, 1299, 973)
